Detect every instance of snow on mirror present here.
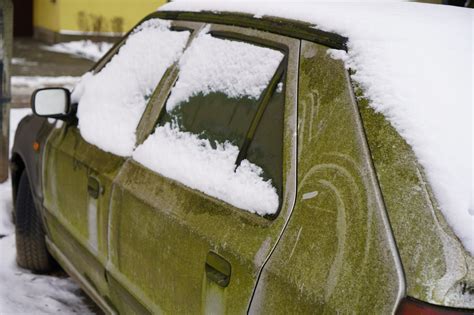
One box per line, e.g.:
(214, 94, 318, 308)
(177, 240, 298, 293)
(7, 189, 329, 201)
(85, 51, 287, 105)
(33, 88, 69, 116)
(134, 30, 284, 215)
(71, 19, 191, 157)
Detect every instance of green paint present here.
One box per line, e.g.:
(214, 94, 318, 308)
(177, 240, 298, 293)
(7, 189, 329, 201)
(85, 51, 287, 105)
(36, 10, 474, 314)
(357, 86, 474, 307)
(43, 126, 124, 299)
(249, 41, 402, 314)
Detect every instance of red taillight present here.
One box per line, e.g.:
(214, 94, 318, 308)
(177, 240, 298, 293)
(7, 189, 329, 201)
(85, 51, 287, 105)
(396, 298, 473, 315)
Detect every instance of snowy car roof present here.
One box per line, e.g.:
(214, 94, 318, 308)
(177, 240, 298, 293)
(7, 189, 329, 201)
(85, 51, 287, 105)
(159, 1, 474, 255)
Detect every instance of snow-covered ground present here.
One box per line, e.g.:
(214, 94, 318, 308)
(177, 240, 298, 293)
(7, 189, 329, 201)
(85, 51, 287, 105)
(11, 76, 80, 89)
(0, 109, 93, 314)
(43, 40, 114, 62)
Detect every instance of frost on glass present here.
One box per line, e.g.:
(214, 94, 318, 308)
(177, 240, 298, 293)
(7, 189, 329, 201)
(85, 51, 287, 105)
(133, 123, 279, 215)
(166, 31, 283, 111)
(134, 32, 284, 215)
(72, 19, 190, 157)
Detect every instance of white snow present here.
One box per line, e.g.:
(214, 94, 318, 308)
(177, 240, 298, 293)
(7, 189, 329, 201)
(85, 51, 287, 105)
(72, 19, 190, 157)
(134, 31, 283, 215)
(43, 40, 114, 62)
(133, 123, 279, 215)
(0, 109, 92, 314)
(166, 30, 284, 111)
(12, 76, 80, 88)
(11, 58, 38, 66)
(159, 1, 474, 255)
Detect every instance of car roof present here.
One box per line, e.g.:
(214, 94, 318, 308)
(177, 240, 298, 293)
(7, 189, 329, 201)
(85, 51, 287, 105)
(150, 10, 347, 50)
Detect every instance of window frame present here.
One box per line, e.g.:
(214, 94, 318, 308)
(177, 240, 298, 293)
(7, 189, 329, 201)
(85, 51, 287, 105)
(90, 18, 202, 75)
(135, 22, 299, 220)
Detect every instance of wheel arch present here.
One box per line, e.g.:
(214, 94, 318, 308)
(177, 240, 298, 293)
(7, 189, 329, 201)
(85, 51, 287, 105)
(10, 152, 26, 208)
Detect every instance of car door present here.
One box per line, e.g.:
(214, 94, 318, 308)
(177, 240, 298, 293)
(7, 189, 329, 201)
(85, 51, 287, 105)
(41, 18, 199, 300)
(107, 23, 299, 314)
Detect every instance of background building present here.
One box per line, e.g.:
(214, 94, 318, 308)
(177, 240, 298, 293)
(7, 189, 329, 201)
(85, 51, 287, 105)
(12, 0, 471, 43)
(13, 0, 166, 43)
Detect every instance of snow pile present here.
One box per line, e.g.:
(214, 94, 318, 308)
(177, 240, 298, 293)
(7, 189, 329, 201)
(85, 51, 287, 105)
(0, 235, 92, 314)
(12, 76, 80, 88)
(0, 109, 91, 314)
(166, 30, 284, 111)
(160, 1, 474, 254)
(11, 58, 38, 66)
(72, 19, 190, 156)
(43, 40, 114, 61)
(133, 123, 279, 215)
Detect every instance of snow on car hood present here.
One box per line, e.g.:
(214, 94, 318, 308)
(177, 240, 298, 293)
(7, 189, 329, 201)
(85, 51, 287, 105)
(159, 1, 473, 255)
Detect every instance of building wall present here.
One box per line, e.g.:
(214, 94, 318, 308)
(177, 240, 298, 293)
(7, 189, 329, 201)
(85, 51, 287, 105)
(33, 0, 60, 32)
(33, 0, 166, 42)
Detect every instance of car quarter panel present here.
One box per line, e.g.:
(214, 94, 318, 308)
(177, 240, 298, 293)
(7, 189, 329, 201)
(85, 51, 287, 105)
(248, 40, 404, 314)
(11, 115, 54, 206)
(357, 90, 474, 308)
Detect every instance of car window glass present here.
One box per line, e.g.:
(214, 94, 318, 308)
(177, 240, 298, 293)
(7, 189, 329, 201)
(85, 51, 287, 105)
(160, 32, 283, 148)
(72, 18, 191, 157)
(159, 92, 258, 149)
(134, 31, 285, 216)
(246, 78, 285, 198)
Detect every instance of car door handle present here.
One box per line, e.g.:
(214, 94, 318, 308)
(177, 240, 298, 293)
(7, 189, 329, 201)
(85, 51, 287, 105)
(87, 176, 102, 199)
(205, 251, 231, 287)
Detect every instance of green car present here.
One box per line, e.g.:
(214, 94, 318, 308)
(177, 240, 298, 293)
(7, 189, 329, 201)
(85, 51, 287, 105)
(10, 8, 473, 315)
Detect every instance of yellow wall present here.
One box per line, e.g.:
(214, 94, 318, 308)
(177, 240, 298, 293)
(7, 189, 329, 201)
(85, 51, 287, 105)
(34, 0, 166, 35)
(33, 0, 61, 32)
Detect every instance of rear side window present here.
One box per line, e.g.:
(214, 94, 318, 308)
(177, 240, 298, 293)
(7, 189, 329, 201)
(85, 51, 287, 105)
(134, 30, 286, 216)
(72, 19, 191, 157)
(246, 77, 285, 197)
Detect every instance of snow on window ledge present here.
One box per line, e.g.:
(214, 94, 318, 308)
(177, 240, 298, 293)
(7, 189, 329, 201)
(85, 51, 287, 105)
(166, 31, 284, 112)
(133, 123, 279, 216)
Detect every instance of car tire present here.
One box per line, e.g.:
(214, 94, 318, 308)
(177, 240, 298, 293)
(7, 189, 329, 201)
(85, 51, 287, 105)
(15, 171, 54, 272)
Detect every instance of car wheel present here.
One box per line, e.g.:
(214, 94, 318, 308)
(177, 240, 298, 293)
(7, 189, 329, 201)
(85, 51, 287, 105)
(15, 171, 54, 272)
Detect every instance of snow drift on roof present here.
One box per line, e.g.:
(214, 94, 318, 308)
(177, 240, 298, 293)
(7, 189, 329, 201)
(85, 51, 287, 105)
(72, 19, 190, 156)
(160, 1, 473, 254)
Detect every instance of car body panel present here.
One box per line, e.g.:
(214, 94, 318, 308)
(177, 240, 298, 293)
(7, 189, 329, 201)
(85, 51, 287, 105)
(11, 115, 55, 233)
(249, 40, 404, 314)
(357, 95, 474, 308)
(11, 115, 53, 205)
(105, 24, 300, 313)
(42, 126, 124, 298)
(10, 9, 473, 314)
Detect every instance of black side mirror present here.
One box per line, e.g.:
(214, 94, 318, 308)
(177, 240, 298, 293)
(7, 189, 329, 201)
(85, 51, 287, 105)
(31, 87, 73, 120)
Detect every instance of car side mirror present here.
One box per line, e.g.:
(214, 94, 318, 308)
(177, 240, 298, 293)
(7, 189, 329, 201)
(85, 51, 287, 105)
(31, 87, 73, 120)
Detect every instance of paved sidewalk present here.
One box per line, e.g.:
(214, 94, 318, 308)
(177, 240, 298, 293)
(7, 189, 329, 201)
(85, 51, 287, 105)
(11, 37, 95, 108)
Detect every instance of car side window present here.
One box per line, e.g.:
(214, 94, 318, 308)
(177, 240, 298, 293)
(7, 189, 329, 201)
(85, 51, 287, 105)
(134, 30, 286, 216)
(159, 91, 259, 150)
(72, 18, 191, 157)
(246, 77, 285, 197)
